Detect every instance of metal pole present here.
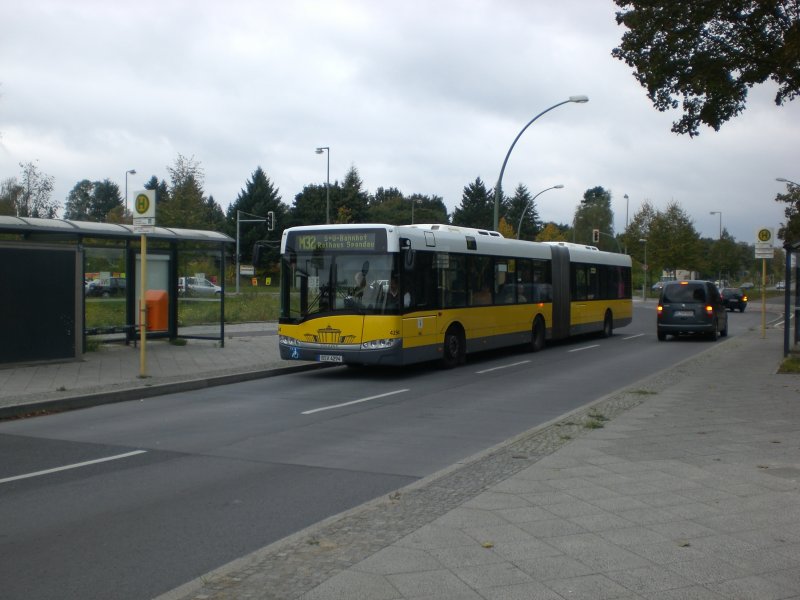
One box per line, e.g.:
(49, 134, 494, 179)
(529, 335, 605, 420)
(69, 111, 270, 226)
(326, 151, 330, 224)
(762, 258, 767, 339)
(125, 169, 136, 219)
(623, 194, 629, 254)
(236, 211, 241, 294)
(785, 247, 791, 356)
(639, 238, 648, 301)
(516, 185, 563, 239)
(316, 147, 330, 224)
(139, 233, 147, 377)
(493, 96, 588, 230)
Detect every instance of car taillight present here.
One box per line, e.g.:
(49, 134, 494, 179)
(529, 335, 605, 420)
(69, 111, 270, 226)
(705, 305, 714, 314)
(742, 295, 748, 302)
(657, 304, 663, 318)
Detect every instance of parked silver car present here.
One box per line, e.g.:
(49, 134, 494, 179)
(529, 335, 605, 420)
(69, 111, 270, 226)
(178, 276, 222, 297)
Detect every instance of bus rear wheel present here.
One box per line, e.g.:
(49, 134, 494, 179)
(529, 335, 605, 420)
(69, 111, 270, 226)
(441, 326, 464, 369)
(602, 311, 613, 338)
(530, 317, 545, 352)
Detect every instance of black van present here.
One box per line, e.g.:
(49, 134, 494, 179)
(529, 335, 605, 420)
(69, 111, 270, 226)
(657, 280, 728, 341)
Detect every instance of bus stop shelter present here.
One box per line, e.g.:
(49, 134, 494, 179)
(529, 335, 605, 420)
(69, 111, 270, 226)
(0, 216, 233, 366)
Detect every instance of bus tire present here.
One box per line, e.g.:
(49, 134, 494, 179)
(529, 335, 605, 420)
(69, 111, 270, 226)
(602, 311, 613, 338)
(530, 317, 545, 352)
(441, 326, 464, 369)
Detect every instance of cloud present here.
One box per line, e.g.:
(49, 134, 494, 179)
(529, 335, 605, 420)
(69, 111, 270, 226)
(1, 0, 796, 243)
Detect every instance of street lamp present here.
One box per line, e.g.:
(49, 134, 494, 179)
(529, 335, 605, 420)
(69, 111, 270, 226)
(709, 210, 722, 239)
(623, 193, 630, 254)
(516, 184, 564, 239)
(410, 197, 421, 224)
(125, 169, 136, 218)
(315, 147, 330, 224)
(709, 210, 723, 284)
(639, 238, 648, 301)
(776, 177, 800, 186)
(493, 95, 589, 230)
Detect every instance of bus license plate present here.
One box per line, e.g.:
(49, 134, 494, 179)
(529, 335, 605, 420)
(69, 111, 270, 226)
(319, 354, 343, 363)
(674, 310, 694, 317)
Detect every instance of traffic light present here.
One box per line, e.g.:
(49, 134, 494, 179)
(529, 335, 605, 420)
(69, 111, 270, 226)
(592, 229, 600, 243)
(266, 211, 275, 231)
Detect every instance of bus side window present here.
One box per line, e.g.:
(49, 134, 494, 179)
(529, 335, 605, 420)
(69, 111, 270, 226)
(469, 256, 492, 306)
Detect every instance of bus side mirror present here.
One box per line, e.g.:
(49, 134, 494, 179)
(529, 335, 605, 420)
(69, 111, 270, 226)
(404, 248, 415, 270)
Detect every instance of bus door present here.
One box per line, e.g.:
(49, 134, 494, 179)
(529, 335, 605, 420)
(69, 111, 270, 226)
(550, 245, 571, 339)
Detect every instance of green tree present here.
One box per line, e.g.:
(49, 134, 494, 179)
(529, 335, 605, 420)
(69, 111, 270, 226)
(451, 177, 495, 229)
(408, 193, 448, 224)
(612, 1, 800, 137)
(339, 166, 369, 223)
(536, 222, 569, 242)
(157, 154, 223, 230)
(648, 202, 702, 277)
(507, 184, 542, 240)
(91, 179, 123, 221)
(290, 182, 334, 226)
(775, 180, 800, 246)
(622, 199, 657, 253)
(18, 161, 57, 217)
(225, 166, 286, 264)
(367, 186, 406, 224)
(63, 180, 94, 220)
(366, 188, 449, 225)
(707, 230, 741, 282)
(0, 178, 20, 216)
(64, 179, 123, 222)
(573, 186, 615, 249)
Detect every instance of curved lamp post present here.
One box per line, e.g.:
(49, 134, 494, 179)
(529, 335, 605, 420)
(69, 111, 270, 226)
(124, 168, 136, 218)
(516, 184, 564, 239)
(315, 147, 330, 224)
(639, 238, 648, 301)
(710, 210, 722, 284)
(493, 95, 588, 230)
(777, 177, 800, 186)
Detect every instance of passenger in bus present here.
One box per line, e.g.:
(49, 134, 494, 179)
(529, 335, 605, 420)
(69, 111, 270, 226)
(385, 274, 401, 308)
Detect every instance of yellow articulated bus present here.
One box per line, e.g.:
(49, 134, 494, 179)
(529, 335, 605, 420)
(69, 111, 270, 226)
(278, 224, 632, 368)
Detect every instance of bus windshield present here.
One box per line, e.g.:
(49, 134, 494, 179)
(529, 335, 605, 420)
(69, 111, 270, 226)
(280, 252, 399, 321)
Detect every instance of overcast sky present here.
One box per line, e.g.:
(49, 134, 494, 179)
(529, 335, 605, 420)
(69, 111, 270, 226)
(2, 0, 798, 244)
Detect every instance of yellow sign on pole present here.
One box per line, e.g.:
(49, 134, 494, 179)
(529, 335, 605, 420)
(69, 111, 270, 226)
(755, 227, 774, 339)
(134, 189, 156, 376)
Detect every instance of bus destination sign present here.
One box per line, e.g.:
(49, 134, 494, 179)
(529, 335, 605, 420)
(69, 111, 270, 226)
(293, 231, 383, 252)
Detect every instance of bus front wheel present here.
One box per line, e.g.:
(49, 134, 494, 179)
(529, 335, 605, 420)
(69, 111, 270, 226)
(441, 326, 464, 369)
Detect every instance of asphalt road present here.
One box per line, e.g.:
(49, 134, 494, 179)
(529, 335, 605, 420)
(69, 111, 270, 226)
(0, 303, 766, 600)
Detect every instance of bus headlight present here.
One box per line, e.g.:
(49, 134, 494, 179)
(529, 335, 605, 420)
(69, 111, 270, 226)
(361, 338, 400, 350)
(279, 335, 299, 346)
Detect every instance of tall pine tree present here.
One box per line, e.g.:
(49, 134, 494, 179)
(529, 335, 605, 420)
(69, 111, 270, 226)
(451, 177, 494, 230)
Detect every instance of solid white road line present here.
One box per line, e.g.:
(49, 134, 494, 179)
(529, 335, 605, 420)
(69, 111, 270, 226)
(623, 333, 645, 340)
(302, 389, 410, 415)
(475, 360, 531, 374)
(0, 450, 148, 485)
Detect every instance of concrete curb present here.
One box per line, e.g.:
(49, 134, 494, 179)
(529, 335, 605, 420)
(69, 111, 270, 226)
(0, 362, 326, 420)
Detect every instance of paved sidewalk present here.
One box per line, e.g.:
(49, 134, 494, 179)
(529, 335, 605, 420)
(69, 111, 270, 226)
(0, 323, 318, 418)
(158, 326, 800, 600)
